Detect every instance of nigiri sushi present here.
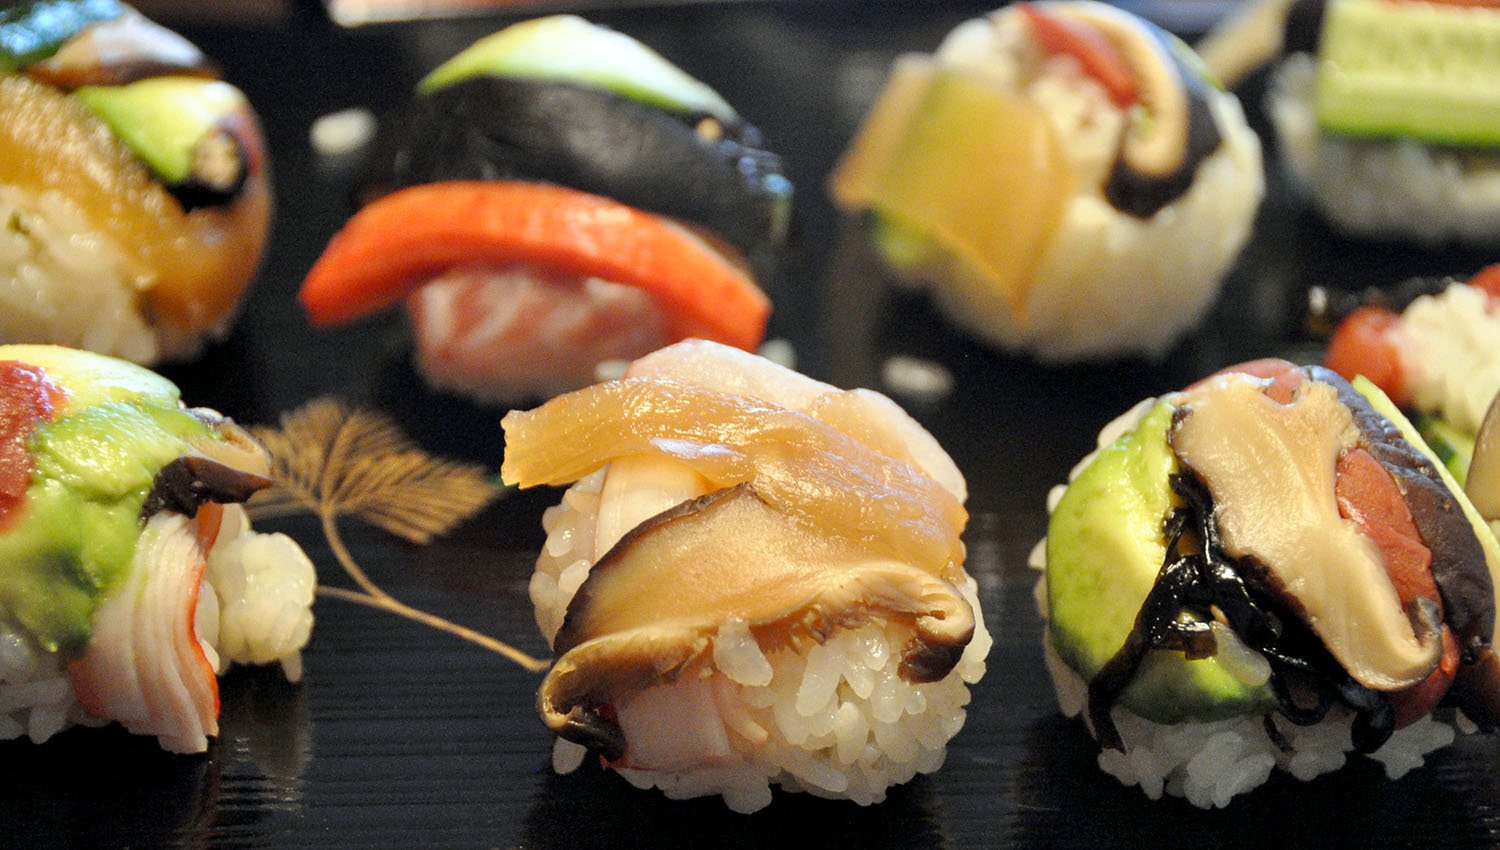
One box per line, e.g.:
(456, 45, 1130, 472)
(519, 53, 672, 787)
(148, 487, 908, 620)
(0, 0, 272, 364)
(1203, 0, 1500, 245)
(501, 339, 988, 812)
(1035, 358, 1500, 807)
(1325, 268, 1500, 485)
(300, 16, 790, 403)
(0, 344, 314, 753)
(829, 2, 1263, 362)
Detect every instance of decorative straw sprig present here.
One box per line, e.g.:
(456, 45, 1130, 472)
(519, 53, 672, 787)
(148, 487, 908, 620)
(247, 398, 549, 672)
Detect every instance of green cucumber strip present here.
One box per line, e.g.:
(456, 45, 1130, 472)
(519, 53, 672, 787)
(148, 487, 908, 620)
(0, 0, 120, 75)
(1316, 0, 1500, 148)
(74, 77, 246, 185)
(417, 15, 736, 122)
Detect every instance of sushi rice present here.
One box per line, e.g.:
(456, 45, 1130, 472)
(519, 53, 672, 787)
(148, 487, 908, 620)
(912, 14, 1264, 362)
(0, 504, 315, 746)
(532, 468, 992, 814)
(1268, 53, 1500, 246)
(1029, 402, 1464, 808)
(1398, 283, 1500, 436)
(0, 186, 208, 365)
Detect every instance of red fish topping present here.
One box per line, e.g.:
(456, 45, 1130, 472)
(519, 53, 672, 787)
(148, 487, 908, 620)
(0, 362, 64, 531)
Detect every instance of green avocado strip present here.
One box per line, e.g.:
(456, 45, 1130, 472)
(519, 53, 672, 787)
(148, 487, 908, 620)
(0, 0, 121, 75)
(1047, 400, 1274, 723)
(0, 400, 213, 656)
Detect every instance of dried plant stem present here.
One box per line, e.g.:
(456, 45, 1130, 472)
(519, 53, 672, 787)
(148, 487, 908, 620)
(317, 510, 550, 672)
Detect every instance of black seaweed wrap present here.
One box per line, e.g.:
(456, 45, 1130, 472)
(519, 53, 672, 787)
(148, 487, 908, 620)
(356, 76, 791, 267)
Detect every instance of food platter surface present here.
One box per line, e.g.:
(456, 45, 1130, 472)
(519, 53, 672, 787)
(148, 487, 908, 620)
(3, 2, 1500, 847)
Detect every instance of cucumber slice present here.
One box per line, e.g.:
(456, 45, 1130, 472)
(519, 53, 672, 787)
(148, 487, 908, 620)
(74, 76, 246, 185)
(1315, 0, 1500, 148)
(417, 15, 735, 122)
(1417, 414, 1476, 485)
(0, 0, 119, 74)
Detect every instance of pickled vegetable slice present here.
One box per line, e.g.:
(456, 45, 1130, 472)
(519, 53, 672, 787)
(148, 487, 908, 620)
(829, 57, 1074, 319)
(501, 376, 967, 582)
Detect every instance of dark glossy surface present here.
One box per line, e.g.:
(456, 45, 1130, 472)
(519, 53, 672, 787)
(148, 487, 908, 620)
(5, 4, 1500, 848)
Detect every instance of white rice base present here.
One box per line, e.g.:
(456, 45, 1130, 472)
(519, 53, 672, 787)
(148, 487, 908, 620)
(0, 504, 316, 746)
(1398, 283, 1500, 435)
(533, 469, 991, 813)
(1029, 400, 1462, 807)
(0, 185, 208, 365)
(906, 15, 1264, 362)
(1268, 53, 1500, 246)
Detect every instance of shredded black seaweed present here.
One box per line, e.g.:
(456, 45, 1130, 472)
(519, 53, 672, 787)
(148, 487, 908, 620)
(1086, 472, 1395, 753)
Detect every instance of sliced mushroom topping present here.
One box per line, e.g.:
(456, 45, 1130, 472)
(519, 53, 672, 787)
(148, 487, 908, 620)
(1054, 3, 1223, 217)
(1468, 392, 1500, 524)
(542, 484, 975, 758)
(141, 454, 271, 519)
(1170, 373, 1444, 691)
(187, 406, 272, 477)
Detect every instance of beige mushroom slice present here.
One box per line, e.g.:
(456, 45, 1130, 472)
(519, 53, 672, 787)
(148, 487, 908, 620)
(1468, 392, 1500, 524)
(540, 484, 975, 759)
(1171, 374, 1444, 691)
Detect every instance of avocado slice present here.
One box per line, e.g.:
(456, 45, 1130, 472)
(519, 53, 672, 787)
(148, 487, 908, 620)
(73, 75, 247, 186)
(1046, 400, 1275, 723)
(0, 0, 120, 75)
(0, 345, 217, 656)
(417, 14, 736, 123)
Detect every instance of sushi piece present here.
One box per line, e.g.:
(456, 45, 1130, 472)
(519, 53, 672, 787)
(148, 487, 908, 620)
(1202, 0, 1500, 245)
(1035, 358, 1500, 807)
(299, 16, 789, 403)
(829, 2, 1263, 362)
(1324, 267, 1500, 484)
(0, 344, 315, 753)
(501, 339, 989, 812)
(0, 0, 272, 364)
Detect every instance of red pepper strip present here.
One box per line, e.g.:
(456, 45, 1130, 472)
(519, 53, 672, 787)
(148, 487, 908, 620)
(300, 181, 770, 352)
(1325, 306, 1409, 407)
(1016, 3, 1138, 108)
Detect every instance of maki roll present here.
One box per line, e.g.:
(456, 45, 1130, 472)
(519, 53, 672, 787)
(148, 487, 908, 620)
(0, 344, 315, 752)
(1325, 267, 1500, 486)
(1036, 358, 1500, 807)
(1204, 0, 1500, 245)
(501, 339, 989, 812)
(0, 0, 272, 364)
(829, 2, 1263, 362)
(299, 16, 790, 403)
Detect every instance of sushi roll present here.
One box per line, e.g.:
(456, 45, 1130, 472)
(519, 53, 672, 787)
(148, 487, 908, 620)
(1203, 0, 1500, 245)
(829, 2, 1263, 362)
(1035, 358, 1500, 807)
(1325, 267, 1500, 486)
(299, 16, 790, 403)
(0, 344, 315, 753)
(0, 0, 272, 364)
(501, 339, 989, 812)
